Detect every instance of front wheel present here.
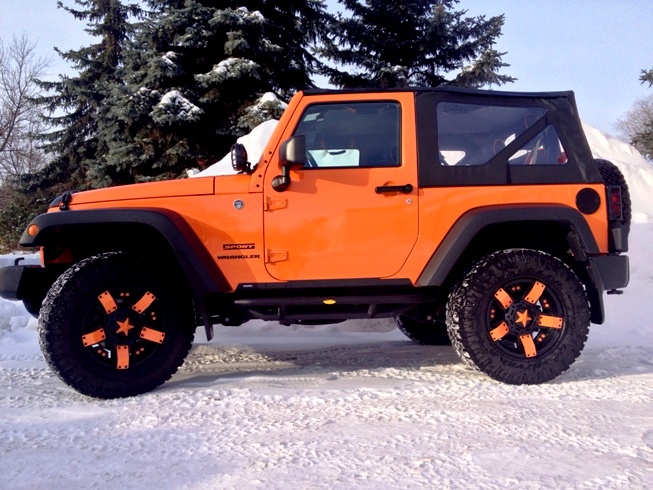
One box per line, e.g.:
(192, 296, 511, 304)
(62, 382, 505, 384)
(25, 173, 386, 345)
(39, 253, 196, 398)
(446, 249, 590, 384)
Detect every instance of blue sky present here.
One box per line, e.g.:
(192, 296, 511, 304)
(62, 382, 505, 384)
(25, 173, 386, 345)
(2, 0, 652, 135)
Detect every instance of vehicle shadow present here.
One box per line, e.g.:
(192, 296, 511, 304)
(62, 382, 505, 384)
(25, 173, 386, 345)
(165, 340, 464, 391)
(164, 336, 653, 392)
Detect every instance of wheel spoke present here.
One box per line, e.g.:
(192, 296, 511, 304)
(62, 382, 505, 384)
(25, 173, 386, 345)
(493, 288, 513, 309)
(97, 291, 118, 314)
(537, 314, 563, 329)
(519, 334, 537, 358)
(82, 328, 106, 347)
(489, 322, 510, 341)
(524, 281, 546, 304)
(131, 292, 156, 314)
(140, 327, 166, 344)
(116, 345, 130, 370)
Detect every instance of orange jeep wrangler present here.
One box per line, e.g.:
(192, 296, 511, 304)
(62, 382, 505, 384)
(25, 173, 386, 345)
(0, 87, 630, 398)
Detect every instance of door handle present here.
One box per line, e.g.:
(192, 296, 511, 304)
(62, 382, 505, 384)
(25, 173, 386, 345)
(375, 184, 413, 194)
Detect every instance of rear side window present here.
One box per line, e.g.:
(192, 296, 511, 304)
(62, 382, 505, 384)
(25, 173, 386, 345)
(293, 102, 401, 168)
(509, 125, 568, 165)
(437, 102, 545, 166)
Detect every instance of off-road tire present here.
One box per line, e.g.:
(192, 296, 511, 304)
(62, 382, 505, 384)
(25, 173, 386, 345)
(395, 315, 451, 346)
(446, 249, 590, 384)
(39, 252, 195, 398)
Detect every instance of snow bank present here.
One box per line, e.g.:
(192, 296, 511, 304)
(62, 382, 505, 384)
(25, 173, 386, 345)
(583, 121, 653, 222)
(192, 118, 279, 177)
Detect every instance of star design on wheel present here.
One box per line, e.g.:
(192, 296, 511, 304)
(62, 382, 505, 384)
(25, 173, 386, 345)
(515, 309, 532, 328)
(116, 318, 134, 336)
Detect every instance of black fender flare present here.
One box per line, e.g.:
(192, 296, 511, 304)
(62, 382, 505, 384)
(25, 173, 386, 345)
(417, 204, 600, 287)
(416, 204, 605, 323)
(21, 208, 230, 334)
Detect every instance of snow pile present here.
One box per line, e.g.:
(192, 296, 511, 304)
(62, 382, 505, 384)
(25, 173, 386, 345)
(1, 122, 652, 488)
(583, 121, 653, 222)
(193, 118, 279, 177)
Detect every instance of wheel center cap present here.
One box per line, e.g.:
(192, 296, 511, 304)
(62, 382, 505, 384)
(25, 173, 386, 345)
(116, 317, 135, 336)
(514, 309, 532, 328)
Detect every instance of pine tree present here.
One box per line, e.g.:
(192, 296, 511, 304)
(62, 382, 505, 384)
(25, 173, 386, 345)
(318, 0, 514, 89)
(97, 0, 328, 183)
(641, 68, 653, 88)
(25, 0, 140, 192)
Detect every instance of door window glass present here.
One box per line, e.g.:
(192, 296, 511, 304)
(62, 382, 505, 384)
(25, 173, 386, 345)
(293, 102, 401, 168)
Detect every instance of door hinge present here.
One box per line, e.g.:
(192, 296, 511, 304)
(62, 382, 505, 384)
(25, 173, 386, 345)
(264, 197, 288, 211)
(266, 249, 288, 263)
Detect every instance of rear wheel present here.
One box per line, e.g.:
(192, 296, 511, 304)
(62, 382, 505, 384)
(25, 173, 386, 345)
(39, 253, 195, 398)
(395, 314, 451, 345)
(446, 249, 590, 384)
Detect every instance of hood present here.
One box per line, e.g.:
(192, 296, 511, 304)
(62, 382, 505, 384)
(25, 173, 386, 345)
(53, 177, 217, 208)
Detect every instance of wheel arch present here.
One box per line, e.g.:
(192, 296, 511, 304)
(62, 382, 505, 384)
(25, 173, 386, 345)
(21, 208, 230, 336)
(417, 205, 605, 323)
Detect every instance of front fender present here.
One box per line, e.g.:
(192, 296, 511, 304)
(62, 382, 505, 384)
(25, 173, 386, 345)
(21, 208, 230, 336)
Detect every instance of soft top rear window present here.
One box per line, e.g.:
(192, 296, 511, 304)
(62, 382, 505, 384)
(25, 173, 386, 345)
(437, 102, 545, 166)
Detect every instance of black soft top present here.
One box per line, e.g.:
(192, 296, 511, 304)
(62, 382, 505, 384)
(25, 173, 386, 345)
(304, 86, 601, 186)
(304, 86, 576, 100)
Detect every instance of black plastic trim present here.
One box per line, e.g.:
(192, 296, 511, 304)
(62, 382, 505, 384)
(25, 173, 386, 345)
(589, 255, 630, 291)
(0, 265, 45, 301)
(236, 278, 413, 291)
(19, 208, 230, 332)
(417, 205, 601, 287)
(303, 86, 579, 99)
(234, 293, 428, 307)
(608, 222, 626, 253)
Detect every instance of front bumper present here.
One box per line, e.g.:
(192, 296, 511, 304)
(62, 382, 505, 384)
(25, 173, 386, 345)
(0, 264, 53, 317)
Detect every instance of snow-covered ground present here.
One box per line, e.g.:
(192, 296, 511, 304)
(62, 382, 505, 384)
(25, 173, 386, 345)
(1, 123, 652, 489)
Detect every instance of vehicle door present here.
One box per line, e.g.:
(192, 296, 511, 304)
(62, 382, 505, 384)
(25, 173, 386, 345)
(263, 93, 419, 282)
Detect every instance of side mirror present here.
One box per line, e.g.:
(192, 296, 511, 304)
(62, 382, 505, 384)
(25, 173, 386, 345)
(279, 135, 306, 168)
(273, 135, 306, 192)
(231, 143, 251, 174)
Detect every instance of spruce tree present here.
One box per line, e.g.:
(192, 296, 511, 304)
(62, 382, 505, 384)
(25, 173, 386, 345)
(641, 68, 653, 88)
(319, 0, 514, 89)
(26, 0, 141, 192)
(97, 0, 327, 184)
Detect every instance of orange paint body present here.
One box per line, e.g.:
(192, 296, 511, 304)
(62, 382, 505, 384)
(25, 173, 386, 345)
(55, 91, 610, 291)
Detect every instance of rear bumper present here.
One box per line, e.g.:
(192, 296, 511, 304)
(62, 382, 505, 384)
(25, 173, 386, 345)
(582, 254, 628, 325)
(588, 254, 629, 291)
